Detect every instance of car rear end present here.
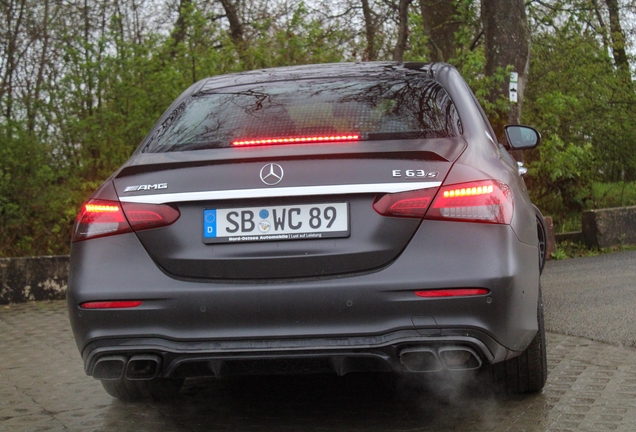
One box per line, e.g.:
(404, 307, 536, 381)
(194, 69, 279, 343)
(67, 62, 542, 398)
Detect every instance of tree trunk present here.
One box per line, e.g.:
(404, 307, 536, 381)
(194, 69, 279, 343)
(131, 0, 143, 45)
(419, 0, 459, 62)
(168, 0, 192, 58)
(83, 0, 94, 116)
(28, 0, 50, 132)
(481, 0, 530, 143)
(591, 0, 611, 52)
(361, 0, 378, 61)
(2, 0, 28, 122)
(604, 0, 631, 81)
(219, 0, 247, 64)
(392, 0, 410, 62)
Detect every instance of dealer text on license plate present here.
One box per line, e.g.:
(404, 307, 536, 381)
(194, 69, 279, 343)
(203, 202, 349, 243)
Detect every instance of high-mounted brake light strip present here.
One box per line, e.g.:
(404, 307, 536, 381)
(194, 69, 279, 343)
(232, 135, 360, 146)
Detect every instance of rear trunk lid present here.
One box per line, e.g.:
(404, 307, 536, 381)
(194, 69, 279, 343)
(113, 68, 468, 279)
(114, 139, 463, 279)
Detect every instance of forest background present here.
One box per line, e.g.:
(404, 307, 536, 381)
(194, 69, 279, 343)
(2, 0, 636, 257)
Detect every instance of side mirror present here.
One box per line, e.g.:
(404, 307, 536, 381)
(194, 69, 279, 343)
(504, 125, 541, 150)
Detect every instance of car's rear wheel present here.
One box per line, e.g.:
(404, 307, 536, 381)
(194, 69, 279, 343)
(534, 205, 548, 275)
(489, 287, 547, 394)
(101, 376, 184, 401)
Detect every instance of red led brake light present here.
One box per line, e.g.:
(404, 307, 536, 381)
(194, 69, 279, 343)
(426, 180, 513, 224)
(372, 180, 512, 224)
(414, 289, 490, 298)
(232, 135, 360, 146)
(72, 199, 180, 242)
(73, 199, 132, 242)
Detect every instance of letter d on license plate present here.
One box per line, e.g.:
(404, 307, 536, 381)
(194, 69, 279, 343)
(203, 202, 349, 244)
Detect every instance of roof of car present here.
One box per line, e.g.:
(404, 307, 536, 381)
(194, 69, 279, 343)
(193, 62, 446, 94)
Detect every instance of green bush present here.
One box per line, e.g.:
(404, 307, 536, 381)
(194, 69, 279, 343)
(591, 182, 636, 209)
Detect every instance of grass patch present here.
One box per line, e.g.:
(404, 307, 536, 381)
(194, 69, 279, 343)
(558, 214, 582, 233)
(546, 181, 636, 234)
(551, 241, 636, 260)
(591, 181, 636, 209)
(551, 241, 599, 260)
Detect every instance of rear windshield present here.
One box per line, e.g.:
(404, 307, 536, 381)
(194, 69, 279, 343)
(142, 77, 463, 153)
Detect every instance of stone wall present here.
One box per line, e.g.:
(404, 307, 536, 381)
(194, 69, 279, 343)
(582, 206, 636, 249)
(0, 255, 69, 304)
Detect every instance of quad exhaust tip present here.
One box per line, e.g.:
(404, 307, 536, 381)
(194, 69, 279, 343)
(438, 347, 482, 370)
(400, 346, 482, 372)
(93, 356, 127, 380)
(126, 355, 161, 380)
(92, 355, 162, 380)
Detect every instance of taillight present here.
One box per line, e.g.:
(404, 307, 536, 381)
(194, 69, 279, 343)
(73, 199, 132, 241)
(72, 199, 180, 242)
(373, 188, 438, 218)
(232, 135, 360, 146)
(121, 202, 180, 231)
(373, 180, 513, 224)
(426, 180, 513, 224)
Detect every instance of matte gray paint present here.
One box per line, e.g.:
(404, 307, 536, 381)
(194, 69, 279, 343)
(68, 62, 542, 379)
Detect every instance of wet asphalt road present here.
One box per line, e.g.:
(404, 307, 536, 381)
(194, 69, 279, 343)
(1, 250, 636, 431)
(542, 249, 636, 347)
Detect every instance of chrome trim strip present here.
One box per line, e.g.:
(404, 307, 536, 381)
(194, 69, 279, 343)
(119, 182, 442, 204)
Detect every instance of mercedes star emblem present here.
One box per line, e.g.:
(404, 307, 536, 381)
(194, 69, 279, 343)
(260, 163, 284, 185)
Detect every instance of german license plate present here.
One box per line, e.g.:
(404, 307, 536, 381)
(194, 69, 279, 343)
(203, 202, 349, 243)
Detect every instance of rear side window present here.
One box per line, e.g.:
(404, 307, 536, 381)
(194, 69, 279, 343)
(142, 77, 463, 153)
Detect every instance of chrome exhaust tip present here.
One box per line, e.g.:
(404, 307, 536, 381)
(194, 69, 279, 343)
(438, 347, 482, 370)
(399, 348, 442, 372)
(93, 356, 127, 380)
(125, 355, 161, 380)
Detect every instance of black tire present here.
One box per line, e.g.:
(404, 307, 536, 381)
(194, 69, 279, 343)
(101, 376, 184, 401)
(490, 288, 547, 394)
(534, 205, 548, 275)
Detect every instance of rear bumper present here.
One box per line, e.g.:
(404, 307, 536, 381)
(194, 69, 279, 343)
(68, 220, 540, 378)
(83, 330, 504, 379)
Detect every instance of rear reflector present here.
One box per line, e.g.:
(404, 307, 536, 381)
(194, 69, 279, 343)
(232, 135, 360, 146)
(80, 301, 143, 309)
(72, 199, 180, 242)
(426, 180, 513, 224)
(414, 289, 490, 298)
(373, 188, 438, 218)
